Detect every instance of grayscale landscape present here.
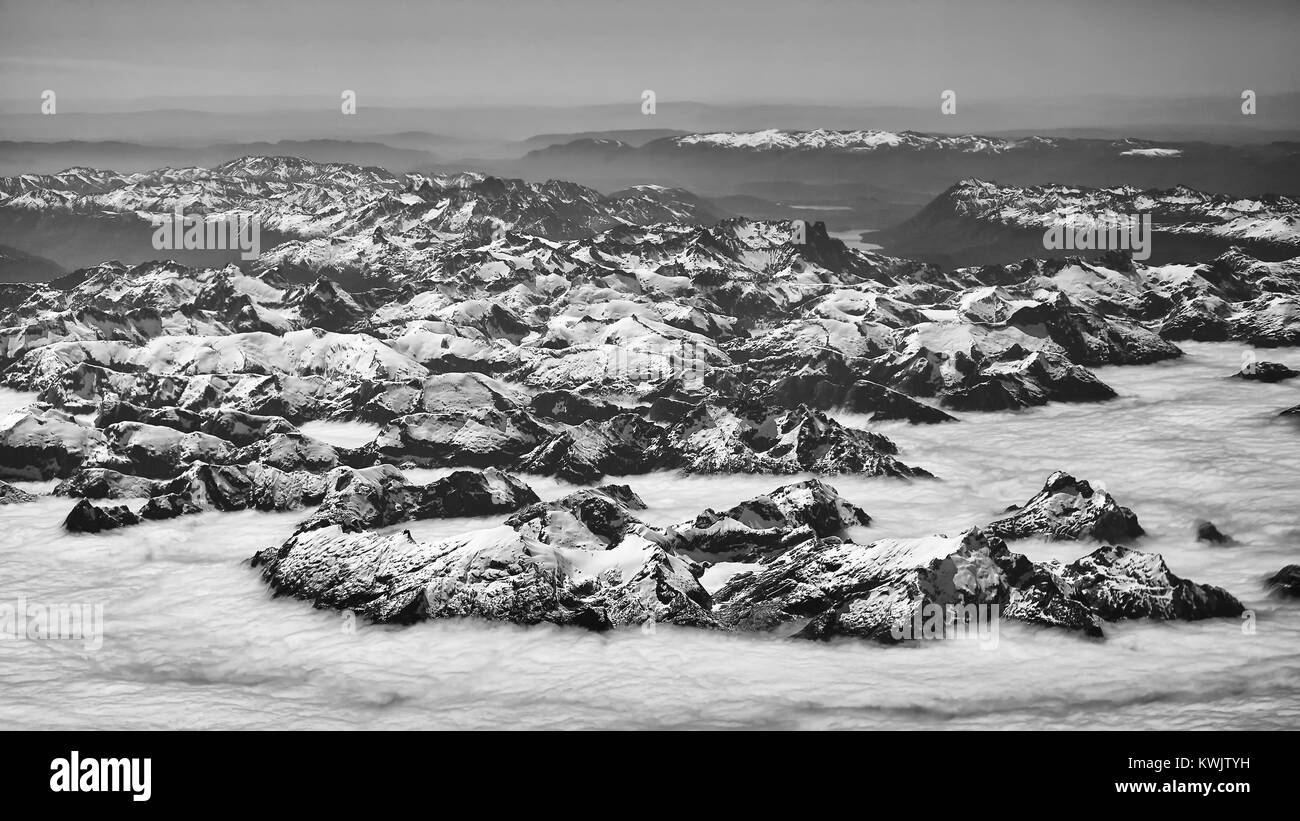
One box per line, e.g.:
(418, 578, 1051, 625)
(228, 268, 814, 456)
(1, 0, 1297, 731)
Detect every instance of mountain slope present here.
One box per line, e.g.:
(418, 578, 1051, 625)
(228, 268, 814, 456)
(875, 179, 1300, 267)
(0, 157, 726, 275)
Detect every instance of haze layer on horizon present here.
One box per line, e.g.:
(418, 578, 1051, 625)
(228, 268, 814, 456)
(1, 0, 1297, 109)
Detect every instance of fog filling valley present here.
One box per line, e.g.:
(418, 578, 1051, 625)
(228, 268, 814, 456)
(1, 343, 1298, 730)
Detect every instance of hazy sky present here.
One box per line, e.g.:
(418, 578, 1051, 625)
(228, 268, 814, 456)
(1, 0, 1297, 108)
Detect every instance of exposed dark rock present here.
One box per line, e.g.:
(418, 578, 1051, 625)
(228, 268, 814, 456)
(712, 528, 1046, 639)
(1002, 565, 1104, 636)
(53, 468, 156, 499)
(95, 399, 205, 433)
(862, 324, 1119, 412)
(1233, 361, 1298, 382)
(294, 466, 538, 534)
(63, 498, 140, 532)
(1195, 520, 1231, 544)
(139, 492, 204, 520)
(229, 432, 371, 473)
(253, 478, 872, 629)
(666, 478, 871, 561)
(505, 485, 656, 549)
(1, 168, 1285, 654)
(840, 380, 957, 424)
(92, 422, 233, 479)
(714, 525, 1239, 640)
(529, 390, 626, 424)
(58, 462, 335, 528)
(713, 348, 862, 412)
(515, 414, 669, 483)
(199, 408, 300, 445)
(155, 462, 332, 513)
(1264, 565, 1300, 598)
(294, 278, 372, 332)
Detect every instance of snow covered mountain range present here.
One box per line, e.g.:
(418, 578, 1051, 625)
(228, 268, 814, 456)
(876, 179, 1300, 266)
(0, 157, 725, 277)
(2, 153, 1296, 641)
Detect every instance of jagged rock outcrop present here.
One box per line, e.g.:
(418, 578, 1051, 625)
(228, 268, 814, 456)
(252, 478, 870, 628)
(373, 408, 552, 468)
(53, 467, 156, 498)
(1234, 295, 1300, 347)
(1059, 545, 1242, 620)
(712, 527, 1101, 639)
(840, 380, 957, 424)
(986, 471, 1143, 542)
(89, 422, 233, 479)
(1234, 361, 1298, 382)
(250, 476, 1242, 641)
(666, 479, 871, 561)
(1195, 520, 1231, 544)
(0, 479, 35, 504)
(672, 403, 929, 477)
(1265, 565, 1300, 598)
(516, 413, 669, 483)
(0, 407, 107, 480)
(528, 390, 626, 425)
(504, 485, 656, 549)
(229, 432, 371, 473)
(252, 523, 715, 629)
(63, 498, 140, 532)
(294, 466, 538, 534)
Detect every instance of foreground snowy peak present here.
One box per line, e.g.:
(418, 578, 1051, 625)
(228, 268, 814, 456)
(247, 474, 1242, 639)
